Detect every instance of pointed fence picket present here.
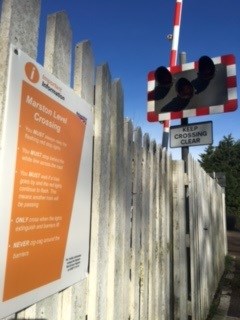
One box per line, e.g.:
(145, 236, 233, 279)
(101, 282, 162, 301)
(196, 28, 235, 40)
(0, 1, 227, 319)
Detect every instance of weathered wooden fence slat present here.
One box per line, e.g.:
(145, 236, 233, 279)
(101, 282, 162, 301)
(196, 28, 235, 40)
(107, 78, 125, 320)
(172, 160, 187, 320)
(74, 40, 95, 105)
(130, 127, 142, 320)
(140, 133, 150, 320)
(148, 140, 158, 319)
(154, 144, 161, 318)
(88, 63, 112, 320)
(44, 11, 72, 85)
(71, 39, 95, 320)
(0, 0, 40, 141)
(123, 118, 133, 320)
(0, 1, 227, 319)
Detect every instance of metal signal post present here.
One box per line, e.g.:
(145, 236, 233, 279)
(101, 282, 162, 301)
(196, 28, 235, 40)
(162, 0, 183, 149)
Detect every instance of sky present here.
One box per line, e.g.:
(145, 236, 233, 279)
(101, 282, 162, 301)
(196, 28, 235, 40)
(38, 0, 240, 160)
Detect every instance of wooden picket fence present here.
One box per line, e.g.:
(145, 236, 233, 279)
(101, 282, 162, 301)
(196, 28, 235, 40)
(0, 1, 227, 319)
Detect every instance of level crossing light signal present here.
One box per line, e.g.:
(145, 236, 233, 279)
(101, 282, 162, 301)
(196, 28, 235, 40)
(147, 54, 238, 122)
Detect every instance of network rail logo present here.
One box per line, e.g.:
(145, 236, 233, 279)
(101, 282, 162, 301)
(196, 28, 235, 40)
(24, 61, 65, 101)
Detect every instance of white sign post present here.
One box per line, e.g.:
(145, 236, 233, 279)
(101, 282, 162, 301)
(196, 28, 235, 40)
(170, 121, 213, 148)
(0, 46, 93, 318)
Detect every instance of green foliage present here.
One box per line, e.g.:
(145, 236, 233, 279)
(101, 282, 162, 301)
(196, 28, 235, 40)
(206, 301, 219, 319)
(199, 134, 240, 217)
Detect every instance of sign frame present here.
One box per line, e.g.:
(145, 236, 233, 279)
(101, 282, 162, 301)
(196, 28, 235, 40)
(0, 45, 93, 318)
(170, 121, 213, 148)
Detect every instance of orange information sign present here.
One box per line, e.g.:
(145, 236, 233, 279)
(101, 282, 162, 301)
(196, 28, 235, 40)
(4, 80, 86, 300)
(0, 46, 93, 318)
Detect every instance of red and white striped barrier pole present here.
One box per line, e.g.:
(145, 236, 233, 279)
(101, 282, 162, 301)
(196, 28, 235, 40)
(169, 0, 183, 67)
(162, 0, 183, 148)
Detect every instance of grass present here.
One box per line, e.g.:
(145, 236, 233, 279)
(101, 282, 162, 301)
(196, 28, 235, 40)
(225, 256, 240, 289)
(206, 255, 236, 320)
(207, 297, 221, 319)
(206, 274, 225, 320)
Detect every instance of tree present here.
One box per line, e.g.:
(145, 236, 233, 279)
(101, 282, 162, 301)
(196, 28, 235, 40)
(199, 134, 240, 216)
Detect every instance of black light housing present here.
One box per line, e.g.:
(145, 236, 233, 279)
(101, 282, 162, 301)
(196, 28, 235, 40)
(176, 77, 194, 100)
(198, 56, 215, 81)
(155, 66, 172, 88)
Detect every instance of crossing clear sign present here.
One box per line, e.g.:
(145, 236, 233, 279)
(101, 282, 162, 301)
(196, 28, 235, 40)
(170, 121, 213, 148)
